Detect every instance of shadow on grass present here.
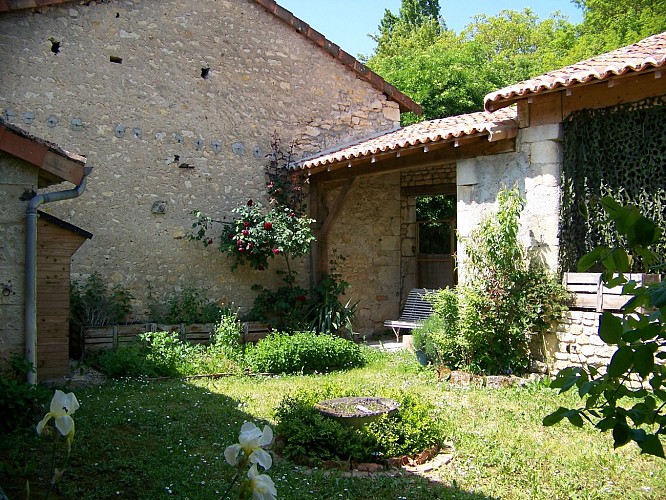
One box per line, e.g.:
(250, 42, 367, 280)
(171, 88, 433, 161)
(1, 377, 258, 499)
(1, 375, 493, 499)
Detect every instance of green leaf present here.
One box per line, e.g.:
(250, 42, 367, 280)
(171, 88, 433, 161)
(600, 197, 623, 218)
(577, 247, 607, 272)
(631, 217, 660, 247)
(578, 381, 594, 397)
(633, 345, 655, 378)
(612, 422, 631, 448)
(598, 312, 622, 345)
(611, 248, 630, 273)
(596, 417, 617, 431)
(543, 407, 568, 426)
(564, 409, 584, 428)
(648, 283, 666, 309)
(608, 346, 633, 377)
(637, 434, 665, 458)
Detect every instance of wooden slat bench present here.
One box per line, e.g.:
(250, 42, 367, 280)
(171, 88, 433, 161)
(384, 288, 435, 341)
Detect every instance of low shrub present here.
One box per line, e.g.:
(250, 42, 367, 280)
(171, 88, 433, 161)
(70, 272, 133, 327)
(92, 344, 161, 378)
(412, 288, 466, 366)
(90, 330, 239, 378)
(210, 308, 245, 362)
(274, 386, 445, 463)
(247, 332, 366, 374)
(147, 286, 223, 325)
(0, 357, 50, 434)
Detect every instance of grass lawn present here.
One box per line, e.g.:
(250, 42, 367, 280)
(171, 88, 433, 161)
(2, 350, 664, 499)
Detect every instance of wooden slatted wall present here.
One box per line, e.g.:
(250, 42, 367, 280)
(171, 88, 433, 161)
(36, 218, 87, 380)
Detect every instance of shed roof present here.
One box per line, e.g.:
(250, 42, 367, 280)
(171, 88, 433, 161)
(485, 31, 666, 112)
(0, 0, 422, 115)
(37, 210, 93, 239)
(0, 117, 87, 186)
(299, 107, 518, 170)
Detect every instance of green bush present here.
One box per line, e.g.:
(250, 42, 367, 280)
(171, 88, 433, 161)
(415, 186, 570, 374)
(91, 330, 239, 379)
(274, 387, 445, 463)
(147, 286, 223, 325)
(70, 273, 133, 326)
(0, 357, 50, 434)
(92, 344, 160, 378)
(413, 288, 466, 366)
(247, 332, 366, 374)
(210, 308, 245, 362)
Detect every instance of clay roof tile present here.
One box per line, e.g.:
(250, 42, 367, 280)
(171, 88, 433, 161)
(485, 31, 666, 111)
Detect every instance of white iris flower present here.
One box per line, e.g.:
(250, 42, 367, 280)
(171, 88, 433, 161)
(224, 421, 273, 471)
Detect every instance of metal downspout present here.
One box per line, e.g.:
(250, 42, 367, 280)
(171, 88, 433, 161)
(25, 167, 92, 384)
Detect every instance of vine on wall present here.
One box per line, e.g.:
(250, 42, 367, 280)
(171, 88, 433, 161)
(559, 96, 666, 272)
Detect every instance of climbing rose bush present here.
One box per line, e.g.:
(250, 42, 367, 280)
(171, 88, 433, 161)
(191, 201, 314, 272)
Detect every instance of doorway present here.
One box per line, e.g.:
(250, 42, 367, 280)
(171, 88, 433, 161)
(416, 194, 457, 289)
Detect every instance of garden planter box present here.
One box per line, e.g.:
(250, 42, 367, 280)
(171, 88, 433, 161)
(77, 321, 273, 355)
(79, 322, 215, 354)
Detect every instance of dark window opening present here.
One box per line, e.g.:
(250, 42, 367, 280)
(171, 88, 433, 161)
(110, 56, 123, 64)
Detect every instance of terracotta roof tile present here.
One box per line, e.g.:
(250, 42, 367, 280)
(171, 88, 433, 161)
(0, 0, 422, 115)
(485, 31, 666, 111)
(299, 107, 518, 169)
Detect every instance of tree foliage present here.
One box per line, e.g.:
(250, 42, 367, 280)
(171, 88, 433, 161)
(544, 198, 666, 459)
(366, 0, 666, 123)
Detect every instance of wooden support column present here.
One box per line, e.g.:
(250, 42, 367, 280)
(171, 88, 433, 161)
(310, 177, 356, 283)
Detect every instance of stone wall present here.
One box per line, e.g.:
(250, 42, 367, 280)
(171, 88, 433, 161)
(324, 173, 402, 334)
(548, 310, 614, 373)
(0, 0, 401, 317)
(401, 163, 456, 187)
(0, 153, 37, 364)
(456, 124, 562, 283)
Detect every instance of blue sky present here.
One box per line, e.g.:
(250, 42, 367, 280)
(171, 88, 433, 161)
(278, 1, 584, 58)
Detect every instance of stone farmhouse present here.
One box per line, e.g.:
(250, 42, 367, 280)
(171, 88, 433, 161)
(298, 32, 665, 372)
(0, 0, 421, 345)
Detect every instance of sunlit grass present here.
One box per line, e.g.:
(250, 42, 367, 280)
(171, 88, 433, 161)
(2, 350, 664, 499)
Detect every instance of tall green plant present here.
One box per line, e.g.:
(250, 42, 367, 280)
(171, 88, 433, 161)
(417, 186, 569, 374)
(544, 197, 665, 458)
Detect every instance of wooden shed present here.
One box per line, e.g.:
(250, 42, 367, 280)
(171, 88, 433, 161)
(36, 212, 92, 379)
(0, 118, 89, 382)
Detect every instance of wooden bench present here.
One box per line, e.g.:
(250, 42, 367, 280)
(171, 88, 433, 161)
(383, 288, 435, 341)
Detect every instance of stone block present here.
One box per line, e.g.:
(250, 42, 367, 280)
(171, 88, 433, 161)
(457, 158, 478, 186)
(557, 332, 576, 343)
(519, 123, 563, 143)
(581, 344, 596, 358)
(382, 105, 400, 122)
(530, 140, 562, 165)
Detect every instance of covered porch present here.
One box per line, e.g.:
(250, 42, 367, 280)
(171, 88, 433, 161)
(298, 108, 519, 333)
